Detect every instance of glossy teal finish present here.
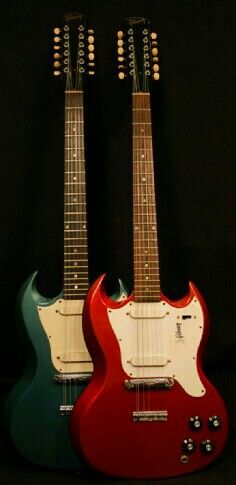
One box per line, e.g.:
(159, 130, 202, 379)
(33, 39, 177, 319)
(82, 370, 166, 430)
(5, 272, 126, 469)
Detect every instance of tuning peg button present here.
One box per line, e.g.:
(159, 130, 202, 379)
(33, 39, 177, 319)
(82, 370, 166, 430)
(118, 47, 124, 55)
(117, 39, 123, 47)
(153, 72, 160, 80)
(153, 64, 160, 72)
(88, 35, 94, 44)
(88, 44, 94, 52)
(54, 28, 60, 35)
(53, 61, 61, 68)
(118, 56, 124, 62)
(118, 72, 126, 80)
(151, 32, 157, 40)
(152, 48, 158, 56)
(54, 36, 61, 43)
(54, 53, 61, 59)
(54, 45, 61, 50)
(88, 52, 95, 61)
(117, 31, 123, 39)
(54, 70, 61, 76)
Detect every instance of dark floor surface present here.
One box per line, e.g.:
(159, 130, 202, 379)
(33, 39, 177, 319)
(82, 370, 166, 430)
(1, 369, 235, 485)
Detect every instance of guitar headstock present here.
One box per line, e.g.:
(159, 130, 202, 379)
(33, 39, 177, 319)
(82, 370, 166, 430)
(53, 13, 95, 89)
(117, 17, 159, 92)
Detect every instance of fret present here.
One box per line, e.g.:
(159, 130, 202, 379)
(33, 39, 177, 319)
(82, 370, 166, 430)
(65, 171, 85, 174)
(65, 120, 83, 123)
(64, 274, 88, 277)
(65, 134, 84, 137)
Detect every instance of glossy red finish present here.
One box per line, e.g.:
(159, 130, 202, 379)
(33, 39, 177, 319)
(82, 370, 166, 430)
(70, 274, 228, 479)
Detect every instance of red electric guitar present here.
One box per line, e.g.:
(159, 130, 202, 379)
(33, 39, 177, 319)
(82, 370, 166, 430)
(70, 17, 228, 479)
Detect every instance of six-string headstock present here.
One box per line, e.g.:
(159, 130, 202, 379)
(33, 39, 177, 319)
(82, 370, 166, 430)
(116, 17, 160, 92)
(53, 13, 95, 89)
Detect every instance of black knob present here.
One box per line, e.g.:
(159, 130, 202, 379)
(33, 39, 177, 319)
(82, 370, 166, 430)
(189, 415, 202, 431)
(200, 439, 215, 454)
(182, 438, 195, 453)
(208, 415, 221, 430)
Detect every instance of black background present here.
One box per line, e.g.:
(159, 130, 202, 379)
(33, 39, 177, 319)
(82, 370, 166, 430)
(0, 0, 235, 483)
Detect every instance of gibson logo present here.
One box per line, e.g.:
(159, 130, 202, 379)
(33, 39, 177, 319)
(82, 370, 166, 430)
(175, 322, 183, 339)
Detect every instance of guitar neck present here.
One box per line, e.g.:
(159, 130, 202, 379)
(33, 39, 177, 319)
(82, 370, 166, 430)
(63, 90, 89, 300)
(132, 92, 160, 302)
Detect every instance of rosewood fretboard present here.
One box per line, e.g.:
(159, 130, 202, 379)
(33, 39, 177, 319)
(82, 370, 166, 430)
(133, 93, 160, 302)
(63, 90, 89, 300)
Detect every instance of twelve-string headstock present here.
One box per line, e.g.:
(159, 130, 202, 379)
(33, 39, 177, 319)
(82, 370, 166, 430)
(117, 17, 159, 92)
(53, 13, 95, 89)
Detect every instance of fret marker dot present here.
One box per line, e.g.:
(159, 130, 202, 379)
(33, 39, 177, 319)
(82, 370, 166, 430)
(74, 285, 78, 289)
(74, 249, 78, 253)
(143, 199, 146, 202)
(74, 262, 78, 266)
(142, 154, 145, 159)
(73, 153, 76, 157)
(74, 274, 78, 278)
(142, 177, 146, 181)
(73, 127, 76, 132)
(146, 276, 149, 280)
(73, 176, 77, 181)
(145, 250, 147, 253)
(145, 263, 148, 267)
(66, 225, 69, 229)
(152, 226, 155, 230)
(73, 198, 77, 202)
(83, 224, 86, 229)
(135, 226, 138, 230)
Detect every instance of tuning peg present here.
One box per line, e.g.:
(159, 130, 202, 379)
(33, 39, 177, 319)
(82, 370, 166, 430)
(118, 56, 124, 62)
(117, 46, 124, 55)
(117, 30, 124, 39)
(118, 71, 126, 80)
(54, 36, 61, 43)
(153, 72, 160, 80)
(88, 29, 94, 34)
(153, 64, 160, 72)
(152, 56, 159, 63)
(54, 27, 61, 35)
(88, 71, 95, 75)
(54, 45, 61, 50)
(54, 52, 61, 59)
(53, 70, 61, 76)
(151, 32, 157, 40)
(151, 40, 158, 47)
(88, 52, 95, 61)
(88, 35, 94, 44)
(88, 44, 94, 52)
(53, 61, 61, 68)
(152, 47, 158, 56)
(117, 39, 123, 47)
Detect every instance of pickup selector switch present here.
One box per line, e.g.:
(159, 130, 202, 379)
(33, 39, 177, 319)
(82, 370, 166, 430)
(200, 439, 215, 453)
(182, 438, 195, 453)
(189, 415, 202, 430)
(208, 415, 221, 430)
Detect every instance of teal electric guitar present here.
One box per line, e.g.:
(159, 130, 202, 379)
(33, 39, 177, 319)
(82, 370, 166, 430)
(5, 13, 126, 469)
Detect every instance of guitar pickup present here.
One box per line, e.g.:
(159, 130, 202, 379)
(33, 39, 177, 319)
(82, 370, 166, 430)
(54, 373, 91, 384)
(125, 378, 174, 390)
(133, 410, 168, 422)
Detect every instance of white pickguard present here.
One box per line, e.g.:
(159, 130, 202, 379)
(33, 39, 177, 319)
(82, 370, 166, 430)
(108, 298, 206, 397)
(38, 299, 92, 374)
(38, 291, 127, 374)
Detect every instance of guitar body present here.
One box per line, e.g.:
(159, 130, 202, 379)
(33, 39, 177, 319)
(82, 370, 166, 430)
(71, 275, 228, 479)
(5, 272, 126, 469)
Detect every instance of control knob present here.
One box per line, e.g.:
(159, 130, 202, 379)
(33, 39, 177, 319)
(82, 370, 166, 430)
(208, 415, 221, 430)
(200, 439, 215, 453)
(189, 415, 202, 430)
(182, 438, 195, 453)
